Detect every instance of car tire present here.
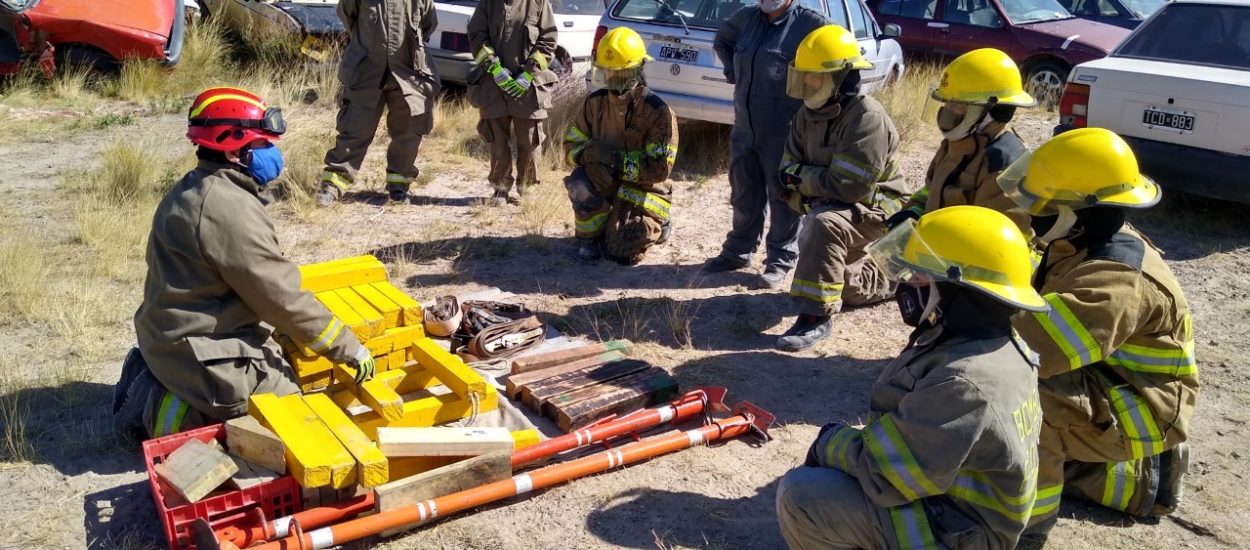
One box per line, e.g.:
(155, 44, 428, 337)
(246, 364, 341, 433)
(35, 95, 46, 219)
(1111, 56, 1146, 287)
(56, 46, 119, 74)
(1025, 60, 1069, 110)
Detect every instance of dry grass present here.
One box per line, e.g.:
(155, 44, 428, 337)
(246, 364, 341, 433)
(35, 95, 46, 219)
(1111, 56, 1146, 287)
(0, 365, 36, 464)
(878, 63, 943, 151)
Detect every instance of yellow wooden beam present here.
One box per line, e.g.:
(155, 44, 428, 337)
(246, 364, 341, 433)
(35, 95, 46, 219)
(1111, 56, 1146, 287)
(388, 349, 407, 371)
(334, 288, 384, 338)
(298, 370, 333, 393)
(385, 325, 421, 351)
(303, 393, 390, 488)
(370, 282, 422, 327)
(351, 284, 402, 329)
(511, 429, 541, 451)
(332, 365, 404, 422)
(299, 255, 379, 277)
(362, 333, 396, 358)
(350, 389, 500, 440)
(408, 338, 489, 399)
(300, 257, 388, 294)
(315, 291, 382, 340)
(248, 393, 356, 489)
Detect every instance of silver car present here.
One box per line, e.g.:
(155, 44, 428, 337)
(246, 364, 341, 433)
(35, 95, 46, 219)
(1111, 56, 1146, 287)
(595, 0, 905, 124)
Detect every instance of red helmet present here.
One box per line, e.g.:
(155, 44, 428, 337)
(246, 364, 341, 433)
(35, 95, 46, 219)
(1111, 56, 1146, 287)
(186, 87, 286, 152)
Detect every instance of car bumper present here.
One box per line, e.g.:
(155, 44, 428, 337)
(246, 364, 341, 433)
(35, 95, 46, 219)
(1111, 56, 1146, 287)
(599, 87, 733, 125)
(165, 0, 186, 66)
(1056, 124, 1250, 204)
(431, 49, 473, 85)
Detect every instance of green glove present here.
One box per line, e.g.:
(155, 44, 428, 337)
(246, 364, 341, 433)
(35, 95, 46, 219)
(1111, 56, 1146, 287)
(349, 348, 376, 384)
(488, 62, 516, 92)
(509, 71, 534, 98)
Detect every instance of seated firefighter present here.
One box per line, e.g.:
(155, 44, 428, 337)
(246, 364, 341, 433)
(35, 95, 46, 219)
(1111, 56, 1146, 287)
(562, 27, 679, 265)
(773, 25, 917, 352)
(776, 205, 1048, 550)
(114, 87, 375, 440)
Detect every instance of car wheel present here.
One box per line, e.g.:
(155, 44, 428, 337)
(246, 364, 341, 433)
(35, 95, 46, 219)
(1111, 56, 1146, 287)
(56, 46, 119, 74)
(1025, 61, 1068, 110)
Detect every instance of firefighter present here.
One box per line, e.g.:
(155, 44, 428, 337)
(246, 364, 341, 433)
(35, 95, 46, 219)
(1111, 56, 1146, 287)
(773, 25, 916, 352)
(561, 27, 679, 266)
(704, 0, 829, 289)
(467, 0, 558, 206)
(886, 48, 1034, 234)
(116, 88, 375, 440)
(999, 127, 1197, 543)
(777, 205, 1047, 550)
(315, 0, 441, 206)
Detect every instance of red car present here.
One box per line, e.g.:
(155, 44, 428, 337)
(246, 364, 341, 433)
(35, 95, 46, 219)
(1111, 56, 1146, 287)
(0, 0, 185, 76)
(870, 0, 1129, 101)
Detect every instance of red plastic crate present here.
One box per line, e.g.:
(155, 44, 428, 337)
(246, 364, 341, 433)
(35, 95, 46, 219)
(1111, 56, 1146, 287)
(142, 423, 301, 550)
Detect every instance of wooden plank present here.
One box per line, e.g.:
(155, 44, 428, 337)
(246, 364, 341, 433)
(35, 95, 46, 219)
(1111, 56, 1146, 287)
(334, 287, 385, 337)
(351, 390, 500, 440)
(511, 340, 631, 375)
(550, 369, 679, 431)
(377, 427, 514, 457)
(248, 393, 356, 489)
(375, 450, 511, 513)
(153, 438, 238, 503)
(299, 370, 333, 393)
(387, 349, 408, 371)
(300, 258, 388, 294)
(332, 365, 404, 422)
(298, 255, 379, 276)
(224, 415, 287, 474)
(504, 351, 626, 398)
(409, 338, 489, 399)
(328, 367, 438, 412)
(457, 288, 504, 303)
(315, 291, 367, 333)
(387, 456, 466, 481)
(511, 429, 541, 450)
(351, 283, 402, 329)
(371, 282, 422, 326)
(362, 333, 396, 357)
(522, 359, 651, 411)
(304, 393, 390, 488)
(228, 455, 280, 490)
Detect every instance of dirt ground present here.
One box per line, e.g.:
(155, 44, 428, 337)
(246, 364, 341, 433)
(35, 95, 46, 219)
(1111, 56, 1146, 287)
(0, 104, 1247, 550)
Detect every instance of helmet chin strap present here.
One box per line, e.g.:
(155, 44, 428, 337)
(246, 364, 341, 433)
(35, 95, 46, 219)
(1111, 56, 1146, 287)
(920, 281, 942, 326)
(1039, 206, 1078, 245)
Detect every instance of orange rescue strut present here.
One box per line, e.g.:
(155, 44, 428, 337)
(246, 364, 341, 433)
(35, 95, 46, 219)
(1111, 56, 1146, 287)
(250, 402, 774, 550)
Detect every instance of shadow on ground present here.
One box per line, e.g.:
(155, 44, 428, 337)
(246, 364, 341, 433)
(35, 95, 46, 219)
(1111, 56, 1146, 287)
(1131, 193, 1250, 261)
(587, 481, 787, 550)
(84, 481, 162, 549)
(3, 381, 140, 477)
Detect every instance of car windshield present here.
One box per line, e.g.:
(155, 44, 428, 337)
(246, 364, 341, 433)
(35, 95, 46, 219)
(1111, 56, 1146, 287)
(613, 0, 742, 30)
(552, 0, 607, 15)
(1118, 0, 1161, 19)
(1116, 3, 1250, 70)
(0, 0, 35, 12)
(1000, 0, 1072, 23)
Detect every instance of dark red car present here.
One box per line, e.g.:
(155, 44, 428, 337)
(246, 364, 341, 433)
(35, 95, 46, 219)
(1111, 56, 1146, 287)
(870, 0, 1129, 101)
(0, 0, 185, 76)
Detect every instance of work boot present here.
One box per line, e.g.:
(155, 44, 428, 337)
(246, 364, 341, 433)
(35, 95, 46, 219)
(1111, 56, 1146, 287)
(1017, 516, 1055, 550)
(576, 238, 602, 263)
(490, 190, 509, 207)
(386, 184, 410, 203)
(703, 254, 749, 273)
(315, 182, 343, 207)
(752, 265, 789, 290)
(776, 314, 833, 352)
(657, 219, 672, 245)
(1151, 443, 1190, 516)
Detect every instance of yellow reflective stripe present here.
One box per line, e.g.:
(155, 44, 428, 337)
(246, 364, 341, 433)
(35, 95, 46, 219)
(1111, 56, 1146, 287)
(1105, 340, 1196, 377)
(887, 501, 937, 550)
(1109, 386, 1165, 458)
(619, 151, 642, 183)
(575, 212, 608, 234)
(309, 318, 345, 354)
(154, 392, 189, 437)
(948, 470, 1037, 522)
(567, 144, 586, 165)
(385, 172, 413, 184)
(1031, 483, 1062, 519)
(1100, 461, 1136, 512)
(190, 94, 266, 118)
(863, 416, 942, 501)
(909, 184, 931, 206)
(528, 51, 549, 71)
(1033, 294, 1102, 370)
(321, 171, 350, 191)
(563, 125, 590, 144)
(645, 141, 677, 165)
(616, 186, 670, 220)
(827, 154, 878, 185)
(823, 426, 861, 472)
(790, 279, 844, 303)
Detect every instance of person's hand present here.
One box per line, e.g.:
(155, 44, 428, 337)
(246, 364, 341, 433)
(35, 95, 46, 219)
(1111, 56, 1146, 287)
(349, 348, 376, 384)
(785, 190, 810, 215)
(885, 207, 923, 230)
(508, 71, 534, 98)
(778, 165, 803, 191)
(489, 63, 515, 92)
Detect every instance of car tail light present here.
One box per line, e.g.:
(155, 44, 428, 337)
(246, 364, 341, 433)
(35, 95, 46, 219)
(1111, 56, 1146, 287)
(591, 25, 607, 63)
(1059, 82, 1090, 128)
(440, 32, 470, 53)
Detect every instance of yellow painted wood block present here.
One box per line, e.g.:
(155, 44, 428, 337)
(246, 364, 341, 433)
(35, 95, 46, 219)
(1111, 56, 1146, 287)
(248, 393, 356, 489)
(299, 255, 378, 277)
(511, 429, 541, 451)
(370, 282, 422, 327)
(332, 365, 405, 422)
(385, 325, 421, 352)
(387, 456, 464, 480)
(315, 291, 382, 340)
(299, 257, 388, 294)
(352, 284, 402, 329)
(351, 389, 500, 440)
(409, 338, 489, 399)
(299, 370, 333, 393)
(291, 353, 335, 377)
(334, 288, 385, 336)
(388, 349, 407, 371)
(303, 393, 389, 488)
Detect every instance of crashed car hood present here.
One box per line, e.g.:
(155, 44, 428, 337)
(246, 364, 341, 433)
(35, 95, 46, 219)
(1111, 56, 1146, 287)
(28, 0, 176, 38)
(274, 1, 344, 35)
(1017, 17, 1129, 53)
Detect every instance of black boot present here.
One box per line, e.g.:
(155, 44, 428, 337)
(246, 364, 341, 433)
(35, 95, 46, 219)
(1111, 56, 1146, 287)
(776, 314, 833, 352)
(576, 238, 602, 263)
(1151, 443, 1190, 516)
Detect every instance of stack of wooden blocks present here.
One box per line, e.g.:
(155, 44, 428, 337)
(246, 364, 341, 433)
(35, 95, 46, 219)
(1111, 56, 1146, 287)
(504, 341, 679, 431)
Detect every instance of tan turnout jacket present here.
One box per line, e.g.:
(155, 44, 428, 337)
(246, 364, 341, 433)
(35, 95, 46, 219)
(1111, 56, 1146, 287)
(907, 122, 1031, 234)
(467, 0, 558, 119)
(337, 0, 440, 113)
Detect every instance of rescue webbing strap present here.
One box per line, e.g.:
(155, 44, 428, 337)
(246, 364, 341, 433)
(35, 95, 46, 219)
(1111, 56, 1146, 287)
(616, 186, 670, 220)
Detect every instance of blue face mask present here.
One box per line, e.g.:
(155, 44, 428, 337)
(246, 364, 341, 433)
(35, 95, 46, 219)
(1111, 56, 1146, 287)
(246, 143, 285, 186)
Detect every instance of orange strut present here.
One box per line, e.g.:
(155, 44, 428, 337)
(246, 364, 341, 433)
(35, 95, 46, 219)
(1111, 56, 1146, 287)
(215, 493, 375, 548)
(251, 412, 765, 550)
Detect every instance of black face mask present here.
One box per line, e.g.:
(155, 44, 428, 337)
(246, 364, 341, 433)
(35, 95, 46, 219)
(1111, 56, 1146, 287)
(896, 283, 932, 328)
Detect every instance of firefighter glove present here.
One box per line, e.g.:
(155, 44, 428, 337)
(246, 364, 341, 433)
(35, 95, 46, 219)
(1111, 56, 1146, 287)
(510, 71, 534, 98)
(349, 348, 376, 384)
(489, 63, 516, 92)
(474, 45, 498, 68)
(778, 167, 803, 192)
(885, 206, 924, 230)
(804, 422, 843, 467)
(784, 190, 810, 215)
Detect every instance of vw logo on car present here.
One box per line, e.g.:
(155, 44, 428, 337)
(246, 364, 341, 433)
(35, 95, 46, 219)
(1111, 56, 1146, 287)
(670, 64, 681, 76)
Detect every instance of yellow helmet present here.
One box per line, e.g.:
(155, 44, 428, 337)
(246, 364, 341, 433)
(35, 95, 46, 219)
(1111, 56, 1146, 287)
(868, 205, 1047, 311)
(595, 27, 653, 70)
(793, 25, 872, 72)
(998, 127, 1161, 216)
(933, 48, 1035, 107)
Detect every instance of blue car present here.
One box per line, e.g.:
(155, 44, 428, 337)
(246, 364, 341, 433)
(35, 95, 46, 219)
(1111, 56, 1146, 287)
(1055, 0, 1164, 28)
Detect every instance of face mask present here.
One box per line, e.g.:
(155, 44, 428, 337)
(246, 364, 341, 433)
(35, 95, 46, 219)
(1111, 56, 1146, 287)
(1032, 206, 1078, 245)
(759, 0, 787, 14)
(247, 143, 285, 187)
(939, 104, 989, 141)
(896, 281, 941, 327)
(803, 77, 835, 109)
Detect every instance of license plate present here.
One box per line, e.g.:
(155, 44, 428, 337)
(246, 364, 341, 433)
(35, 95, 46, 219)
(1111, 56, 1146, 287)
(658, 44, 698, 63)
(1142, 106, 1195, 133)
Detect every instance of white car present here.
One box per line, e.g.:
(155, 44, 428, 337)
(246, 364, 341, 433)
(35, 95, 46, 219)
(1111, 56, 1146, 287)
(1055, 0, 1250, 203)
(429, 0, 606, 84)
(594, 0, 905, 124)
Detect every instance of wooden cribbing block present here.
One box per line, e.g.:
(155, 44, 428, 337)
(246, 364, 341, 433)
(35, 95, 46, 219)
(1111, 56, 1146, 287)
(228, 456, 280, 490)
(304, 393, 389, 488)
(351, 390, 500, 439)
(377, 426, 514, 457)
(511, 429, 541, 450)
(153, 438, 239, 503)
(332, 365, 404, 422)
(363, 333, 396, 358)
(387, 325, 421, 350)
(299, 255, 379, 275)
(299, 370, 333, 393)
(387, 456, 465, 481)
(315, 291, 368, 334)
(522, 359, 650, 411)
(504, 351, 626, 398)
(350, 284, 402, 329)
(299, 257, 387, 294)
(549, 368, 679, 431)
(409, 338, 489, 399)
(388, 349, 407, 371)
(371, 282, 422, 326)
(248, 393, 356, 489)
(334, 288, 384, 336)
(225, 415, 286, 474)
(375, 450, 511, 513)
(329, 367, 437, 412)
(511, 340, 632, 374)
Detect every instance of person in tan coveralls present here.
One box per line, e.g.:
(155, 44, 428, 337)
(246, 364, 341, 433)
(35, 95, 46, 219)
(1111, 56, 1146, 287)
(467, 0, 558, 206)
(886, 48, 1034, 235)
(562, 27, 678, 265)
(316, 0, 441, 206)
(998, 128, 1197, 545)
(116, 88, 375, 440)
(774, 25, 917, 352)
(778, 205, 1048, 550)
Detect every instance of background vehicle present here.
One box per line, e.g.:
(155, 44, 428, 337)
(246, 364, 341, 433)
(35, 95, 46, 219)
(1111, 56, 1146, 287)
(1054, 0, 1250, 204)
(871, 0, 1129, 103)
(429, 0, 606, 85)
(200, 0, 344, 44)
(0, 0, 185, 75)
(1054, 0, 1162, 29)
(596, 0, 906, 125)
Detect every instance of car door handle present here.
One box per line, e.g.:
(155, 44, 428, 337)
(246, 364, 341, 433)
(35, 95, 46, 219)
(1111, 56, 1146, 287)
(927, 22, 950, 28)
